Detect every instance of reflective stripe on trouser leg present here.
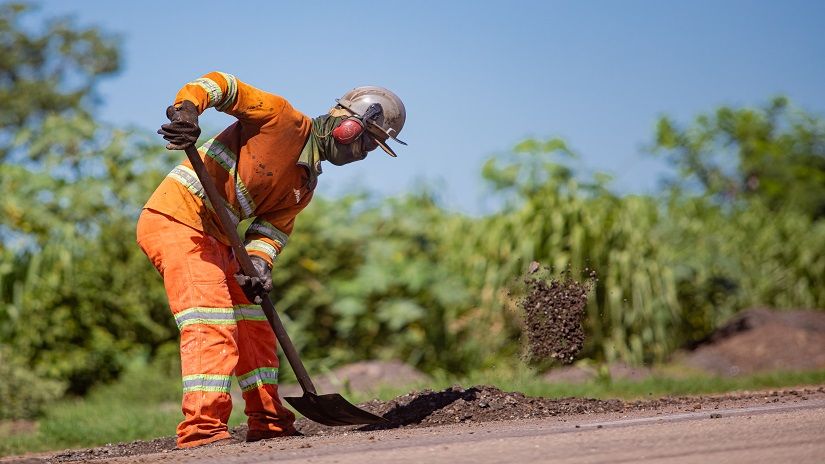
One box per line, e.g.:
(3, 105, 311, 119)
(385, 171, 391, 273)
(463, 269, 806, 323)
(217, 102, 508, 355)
(136, 209, 238, 448)
(179, 323, 237, 448)
(229, 280, 296, 435)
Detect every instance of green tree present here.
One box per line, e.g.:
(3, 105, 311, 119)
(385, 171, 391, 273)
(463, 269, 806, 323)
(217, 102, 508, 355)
(0, 2, 119, 163)
(0, 3, 175, 408)
(654, 97, 825, 218)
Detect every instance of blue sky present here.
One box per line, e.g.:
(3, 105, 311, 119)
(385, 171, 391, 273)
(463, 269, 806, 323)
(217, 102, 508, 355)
(35, 1, 825, 213)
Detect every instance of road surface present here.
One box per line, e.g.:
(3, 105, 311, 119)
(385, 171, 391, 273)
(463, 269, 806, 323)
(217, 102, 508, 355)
(58, 395, 825, 464)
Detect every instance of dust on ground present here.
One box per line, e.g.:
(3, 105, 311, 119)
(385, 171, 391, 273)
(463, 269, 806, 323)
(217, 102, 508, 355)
(46, 384, 825, 462)
(519, 263, 593, 365)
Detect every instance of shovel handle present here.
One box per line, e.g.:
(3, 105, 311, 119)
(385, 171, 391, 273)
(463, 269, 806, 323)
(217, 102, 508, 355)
(182, 145, 318, 395)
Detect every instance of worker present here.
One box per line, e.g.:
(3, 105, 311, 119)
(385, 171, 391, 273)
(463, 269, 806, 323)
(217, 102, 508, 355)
(135, 72, 406, 448)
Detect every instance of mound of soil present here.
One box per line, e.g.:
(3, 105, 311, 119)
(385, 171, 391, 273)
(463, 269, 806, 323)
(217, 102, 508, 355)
(520, 265, 592, 365)
(277, 360, 429, 398)
(680, 308, 825, 376)
(296, 385, 628, 436)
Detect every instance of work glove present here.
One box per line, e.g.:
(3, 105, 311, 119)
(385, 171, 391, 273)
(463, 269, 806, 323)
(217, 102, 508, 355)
(234, 255, 273, 305)
(157, 100, 201, 150)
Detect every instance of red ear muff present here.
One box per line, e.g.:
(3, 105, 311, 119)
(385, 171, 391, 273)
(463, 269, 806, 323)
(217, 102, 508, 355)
(332, 118, 365, 144)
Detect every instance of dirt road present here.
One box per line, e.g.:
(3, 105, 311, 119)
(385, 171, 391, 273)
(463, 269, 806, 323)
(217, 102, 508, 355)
(24, 386, 822, 464)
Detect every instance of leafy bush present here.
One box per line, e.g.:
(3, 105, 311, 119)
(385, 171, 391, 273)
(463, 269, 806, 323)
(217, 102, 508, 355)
(0, 345, 66, 419)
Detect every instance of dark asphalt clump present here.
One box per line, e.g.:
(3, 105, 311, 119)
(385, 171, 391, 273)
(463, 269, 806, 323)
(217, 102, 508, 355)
(297, 385, 626, 435)
(520, 266, 593, 365)
(296, 384, 825, 436)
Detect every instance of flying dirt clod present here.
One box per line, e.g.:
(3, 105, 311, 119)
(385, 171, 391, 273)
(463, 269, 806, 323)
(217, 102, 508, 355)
(520, 265, 593, 365)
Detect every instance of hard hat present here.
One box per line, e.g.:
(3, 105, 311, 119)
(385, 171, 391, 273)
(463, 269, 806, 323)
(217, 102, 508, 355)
(335, 86, 407, 157)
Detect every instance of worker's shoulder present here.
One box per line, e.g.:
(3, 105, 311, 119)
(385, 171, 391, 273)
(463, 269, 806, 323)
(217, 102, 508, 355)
(267, 93, 311, 128)
(278, 94, 309, 118)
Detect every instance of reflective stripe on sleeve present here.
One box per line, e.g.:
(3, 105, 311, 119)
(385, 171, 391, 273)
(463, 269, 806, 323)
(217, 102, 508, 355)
(190, 77, 223, 108)
(215, 73, 238, 111)
(245, 239, 278, 262)
(247, 220, 288, 249)
(237, 367, 279, 392)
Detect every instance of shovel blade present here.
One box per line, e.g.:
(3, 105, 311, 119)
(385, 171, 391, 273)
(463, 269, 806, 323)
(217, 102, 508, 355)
(284, 392, 387, 426)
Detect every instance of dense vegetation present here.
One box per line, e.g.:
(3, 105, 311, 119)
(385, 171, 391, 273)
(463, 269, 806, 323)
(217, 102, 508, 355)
(1, 4, 824, 419)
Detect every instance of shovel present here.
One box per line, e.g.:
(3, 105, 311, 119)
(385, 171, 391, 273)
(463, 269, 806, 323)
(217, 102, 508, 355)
(182, 145, 386, 426)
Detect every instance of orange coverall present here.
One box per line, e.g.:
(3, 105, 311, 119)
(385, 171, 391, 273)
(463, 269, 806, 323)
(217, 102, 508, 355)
(136, 72, 317, 447)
